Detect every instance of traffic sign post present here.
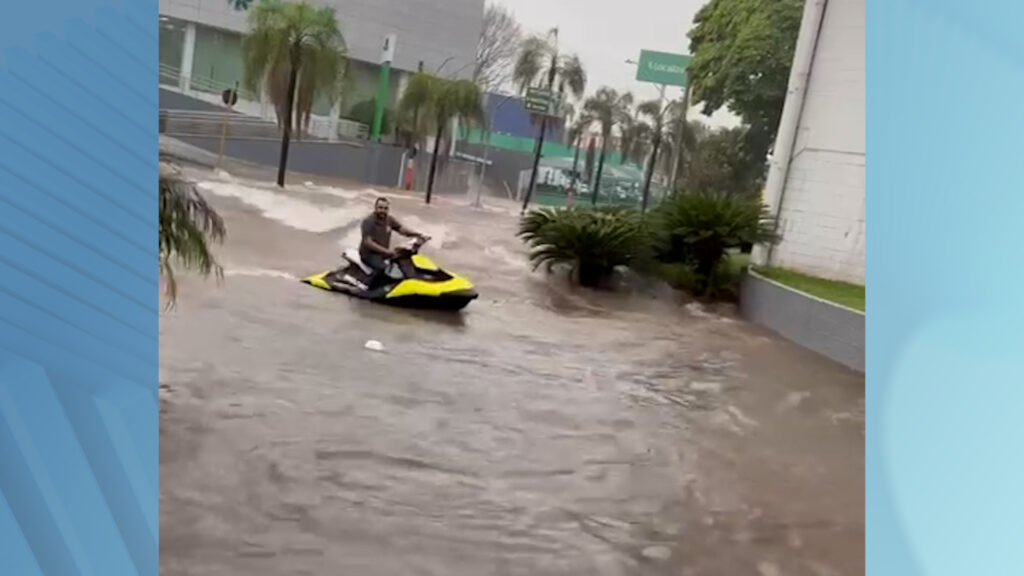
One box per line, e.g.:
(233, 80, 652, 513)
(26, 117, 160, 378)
(633, 50, 691, 210)
(524, 86, 561, 117)
(218, 82, 240, 168)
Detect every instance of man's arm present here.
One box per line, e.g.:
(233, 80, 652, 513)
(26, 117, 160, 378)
(391, 217, 425, 239)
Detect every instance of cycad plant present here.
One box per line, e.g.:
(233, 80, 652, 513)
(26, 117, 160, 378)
(518, 206, 645, 288)
(651, 191, 777, 294)
(583, 87, 633, 205)
(159, 161, 226, 305)
(398, 72, 485, 203)
(513, 28, 587, 212)
(242, 0, 347, 187)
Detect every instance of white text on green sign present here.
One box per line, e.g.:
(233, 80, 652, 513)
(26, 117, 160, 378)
(636, 50, 691, 87)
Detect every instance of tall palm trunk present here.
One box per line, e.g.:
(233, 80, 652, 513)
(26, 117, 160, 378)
(592, 135, 609, 205)
(641, 127, 662, 212)
(425, 121, 444, 204)
(568, 135, 582, 205)
(277, 47, 300, 188)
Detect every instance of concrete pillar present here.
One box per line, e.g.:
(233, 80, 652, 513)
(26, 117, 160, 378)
(180, 22, 196, 93)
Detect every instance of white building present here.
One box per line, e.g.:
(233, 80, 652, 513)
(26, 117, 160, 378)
(755, 0, 865, 284)
(159, 0, 483, 137)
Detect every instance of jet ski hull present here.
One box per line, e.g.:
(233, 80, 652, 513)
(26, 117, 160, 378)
(301, 254, 478, 311)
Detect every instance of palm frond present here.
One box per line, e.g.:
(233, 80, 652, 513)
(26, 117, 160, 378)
(556, 54, 587, 100)
(159, 162, 226, 305)
(512, 34, 550, 93)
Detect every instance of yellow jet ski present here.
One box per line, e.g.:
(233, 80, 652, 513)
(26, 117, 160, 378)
(301, 237, 478, 310)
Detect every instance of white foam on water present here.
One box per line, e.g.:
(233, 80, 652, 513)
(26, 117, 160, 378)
(484, 245, 527, 270)
(223, 267, 297, 281)
(198, 181, 368, 233)
(300, 184, 366, 201)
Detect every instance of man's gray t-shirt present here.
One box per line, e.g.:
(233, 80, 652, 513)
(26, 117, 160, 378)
(360, 214, 400, 260)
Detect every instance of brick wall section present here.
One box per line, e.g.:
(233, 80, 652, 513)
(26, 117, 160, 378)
(771, 0, 865, 284)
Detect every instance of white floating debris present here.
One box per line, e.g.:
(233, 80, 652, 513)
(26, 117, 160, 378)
(364, 340, 385, 352)
(304, 181, 315, 187)
(215, 168, 234, 181)
(641, 545, 672, 561)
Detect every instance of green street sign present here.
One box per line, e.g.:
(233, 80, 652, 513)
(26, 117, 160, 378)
(636, 50, 691, 87)
(524, 87, 560, 116)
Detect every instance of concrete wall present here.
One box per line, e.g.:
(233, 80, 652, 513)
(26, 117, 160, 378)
(158, 0, 483, 78)
(177, 135, 405, 187)
(769, 0, 865, 283)
(741, 271, 864, 373)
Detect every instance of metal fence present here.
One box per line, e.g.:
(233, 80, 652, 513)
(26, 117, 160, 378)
(159, 64, 368, 141)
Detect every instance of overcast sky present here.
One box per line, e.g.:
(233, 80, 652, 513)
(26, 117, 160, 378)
(495, 0, 740, 129)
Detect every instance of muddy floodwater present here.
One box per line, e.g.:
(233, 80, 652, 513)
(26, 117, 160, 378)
(159, 164, 864, 576)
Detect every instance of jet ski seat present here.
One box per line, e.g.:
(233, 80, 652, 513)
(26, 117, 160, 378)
(342, 249, 373, 276)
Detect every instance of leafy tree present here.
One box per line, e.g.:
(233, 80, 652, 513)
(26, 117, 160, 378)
(398, 72, 484, 203)
(474, 3, 522, 92)
(242, 0, 347, 186)
(687, 0, 803, 162)
(685, 126, 766, 197)
(159, 161, 225, 305)
(582, 87, 633, 204)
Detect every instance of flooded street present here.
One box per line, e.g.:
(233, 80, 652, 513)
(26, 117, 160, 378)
(159, 164, 864, 576)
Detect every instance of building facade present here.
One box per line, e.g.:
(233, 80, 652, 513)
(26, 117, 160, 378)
(758, 0, 865, 284)
(159, 0, 483, 130)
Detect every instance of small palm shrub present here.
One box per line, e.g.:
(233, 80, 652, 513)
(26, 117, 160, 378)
(518, 206, 646, 288)
(651, 191, 777, 296)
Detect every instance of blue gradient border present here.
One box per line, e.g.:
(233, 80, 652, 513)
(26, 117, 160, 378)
(869, 0, 1024, 574)
(0, 0, 157, 574)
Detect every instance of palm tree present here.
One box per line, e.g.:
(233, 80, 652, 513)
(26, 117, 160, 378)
(583, 87, 633, 205)
(242, 0, 347, 187)
(159, 160, 226, 306)
(617, 105, 651, 167)
(398, 72, 485, 204)
(565, 112, 592, 205)
(636, 97, 673, 211)
(512, 28, 587, 212)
